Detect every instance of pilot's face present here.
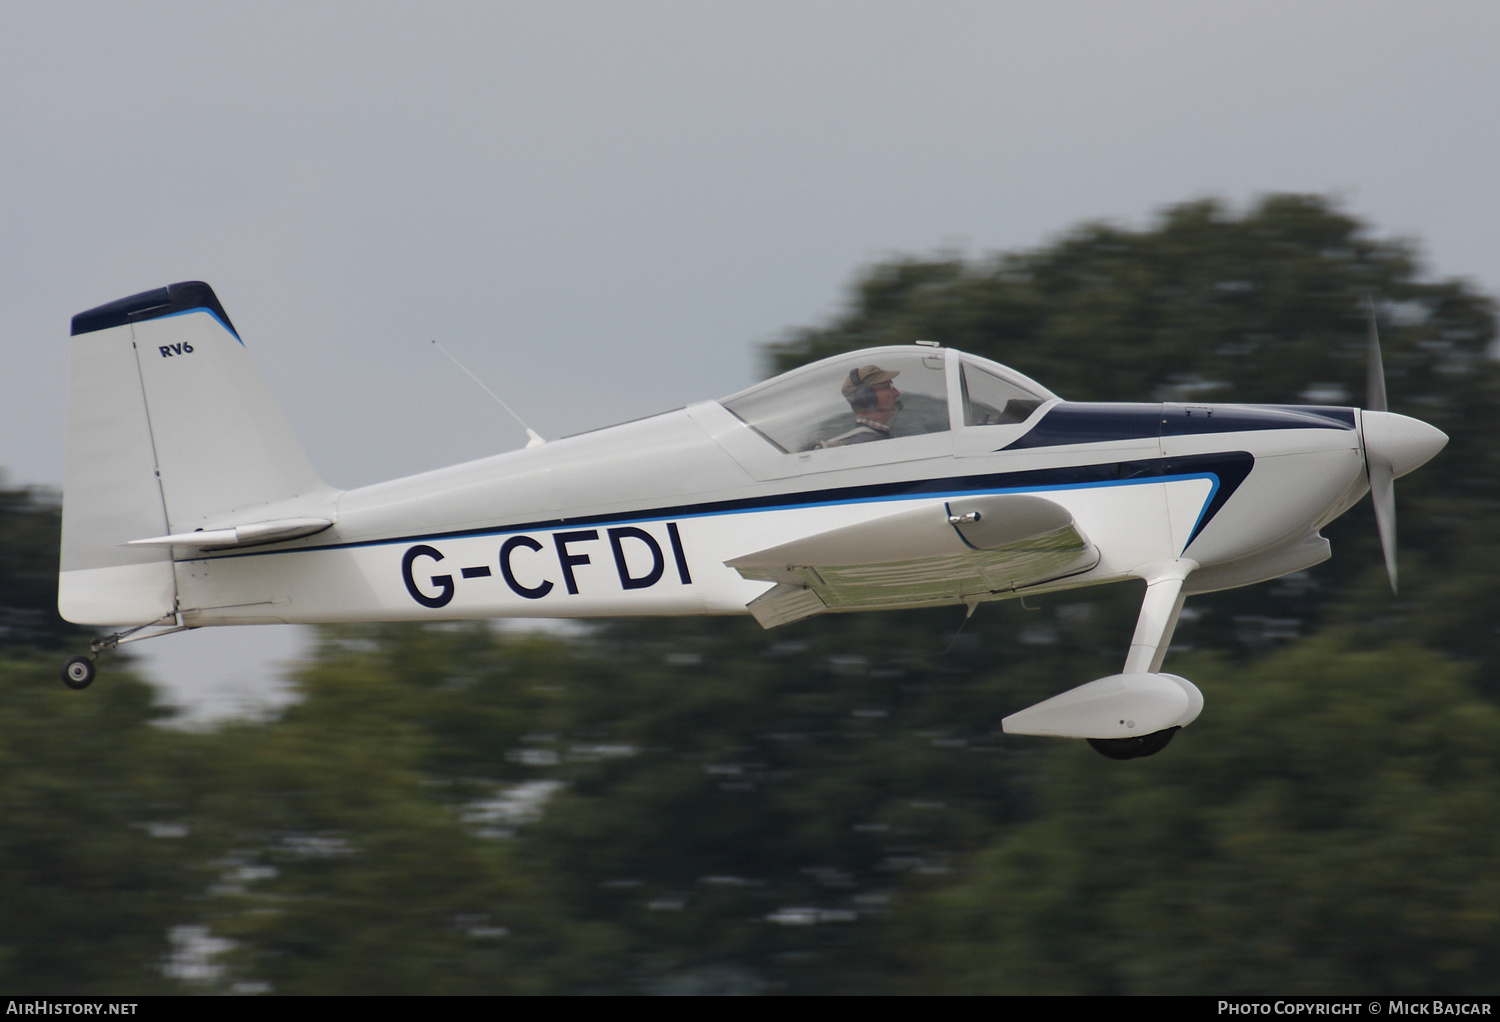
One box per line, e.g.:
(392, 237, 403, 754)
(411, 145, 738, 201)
(871, 381, 901, 417)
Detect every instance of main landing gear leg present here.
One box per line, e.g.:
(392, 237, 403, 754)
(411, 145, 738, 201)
(1089, 559, 1198, 761)
(59, 618, 193, 691)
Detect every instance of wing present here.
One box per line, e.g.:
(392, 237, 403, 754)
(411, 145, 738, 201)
(727, 493, 1099, 628)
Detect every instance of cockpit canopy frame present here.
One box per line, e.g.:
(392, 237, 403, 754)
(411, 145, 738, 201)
(719, 345, 1056, 456)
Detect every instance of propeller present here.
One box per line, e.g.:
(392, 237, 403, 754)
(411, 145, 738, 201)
(1364, 295, 1397, 592)
(1358, 294, 1448, 593)
(1365, 293, 1388, 414)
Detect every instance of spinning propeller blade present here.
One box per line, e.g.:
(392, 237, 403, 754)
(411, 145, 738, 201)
(1369, 456, 1398, 593)
(1359, 294, 1447, 593)
(1366, 292, 1388, 413)
(1365, 294, 1398, 591)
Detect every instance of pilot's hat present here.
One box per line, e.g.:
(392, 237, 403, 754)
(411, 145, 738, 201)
(841, 365, 900, 402)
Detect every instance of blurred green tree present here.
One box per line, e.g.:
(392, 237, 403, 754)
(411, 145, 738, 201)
(0, 482, 92, 653)
(0, 658, 202, 993)
(168, 625, 624, 995)
(0, 483, 196, 992)
(896, 635, 1500, 994)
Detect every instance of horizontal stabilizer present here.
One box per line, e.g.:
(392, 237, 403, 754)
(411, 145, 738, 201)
(127, 517, 333, 550)
(1001, 672, 1203, 740)
(728, 493, 1097, 622)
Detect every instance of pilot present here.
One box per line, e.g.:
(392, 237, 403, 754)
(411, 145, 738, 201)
(813, 365, 902, 448)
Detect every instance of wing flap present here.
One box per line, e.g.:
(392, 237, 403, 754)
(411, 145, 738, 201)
(729, 494, 1098, 625)
(746, 583, 829, 629)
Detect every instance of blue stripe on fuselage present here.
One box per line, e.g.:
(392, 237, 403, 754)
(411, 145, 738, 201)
(188, 451, 1255, 562)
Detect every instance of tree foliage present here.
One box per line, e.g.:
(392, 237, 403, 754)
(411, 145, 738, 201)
(0, 657, 198, 993)
(898, 637, 1500, 994)
(0, 482, 91, 653)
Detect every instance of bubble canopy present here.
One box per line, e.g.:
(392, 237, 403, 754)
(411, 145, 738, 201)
(719, 346, 1054, 454)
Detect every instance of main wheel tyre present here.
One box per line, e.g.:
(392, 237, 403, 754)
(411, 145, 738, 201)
(62, 656, 95, 690)
(1088, 727, 1179, 760)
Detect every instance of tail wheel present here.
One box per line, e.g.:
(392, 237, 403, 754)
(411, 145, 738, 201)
(1088, 727, 1179, 760)
(61, 656, 96, 691)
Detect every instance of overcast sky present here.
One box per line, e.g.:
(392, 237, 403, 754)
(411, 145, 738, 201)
(5, 2, 1497, 718)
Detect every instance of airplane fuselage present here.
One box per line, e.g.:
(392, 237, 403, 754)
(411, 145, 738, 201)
(173, 388, 1369, 628)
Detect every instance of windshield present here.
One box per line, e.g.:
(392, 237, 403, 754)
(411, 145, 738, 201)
(960, 358, 1048, 426)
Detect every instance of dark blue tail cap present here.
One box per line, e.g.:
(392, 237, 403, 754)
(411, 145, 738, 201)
(71, 281, 239, 339)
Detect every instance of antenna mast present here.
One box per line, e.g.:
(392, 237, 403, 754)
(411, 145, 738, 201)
(430, 340, 545, 448)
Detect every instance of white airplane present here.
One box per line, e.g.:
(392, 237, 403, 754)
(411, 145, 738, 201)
(57, 282, 1447, 759)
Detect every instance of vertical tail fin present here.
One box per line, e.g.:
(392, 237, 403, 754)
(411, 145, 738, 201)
(60, 282, 331, 624)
